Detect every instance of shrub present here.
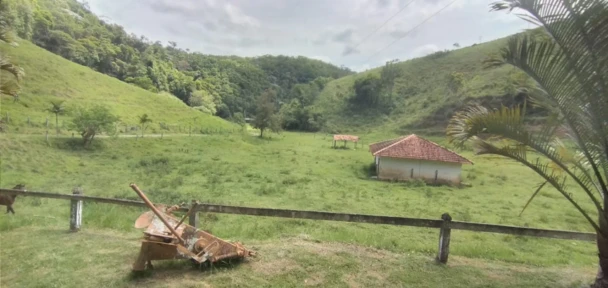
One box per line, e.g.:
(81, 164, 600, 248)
(69, 105, 118, 147)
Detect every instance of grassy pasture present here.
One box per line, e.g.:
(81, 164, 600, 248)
(0, 131, 598, 287)
(0, 40, 235, 135)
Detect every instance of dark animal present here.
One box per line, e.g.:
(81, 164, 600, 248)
(0, 184, 25, 214)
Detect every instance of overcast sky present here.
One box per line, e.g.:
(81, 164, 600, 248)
(87, 0, 529, 71)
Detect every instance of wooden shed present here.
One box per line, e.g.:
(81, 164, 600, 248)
(333, 134, 359, 148)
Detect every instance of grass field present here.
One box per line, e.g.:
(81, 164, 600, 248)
(0, 131, 598, 287)
(0, 40, 235, 135)
(0, 226, 594, 288)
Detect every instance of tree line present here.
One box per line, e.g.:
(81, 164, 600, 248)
(0, 0, 352, 127)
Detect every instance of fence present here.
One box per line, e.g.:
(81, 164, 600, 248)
(0, 187, 596, 264)
(0, 114, 241, 136)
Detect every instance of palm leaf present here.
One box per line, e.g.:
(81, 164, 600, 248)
(447, 105, 603, 211)
(0, 22, 17, 46)
(520, 181, 548, 216)
(489, 0, 608, 196)
(0, 52, 24, 81)
(0, 77, 20, 97)
(472, 138, 601, 233)
(48, 101, 66, 114)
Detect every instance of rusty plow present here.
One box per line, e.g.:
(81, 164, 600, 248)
(129, 183, 255, 271)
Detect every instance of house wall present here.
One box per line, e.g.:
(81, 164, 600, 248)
(377, 157, 463, 184)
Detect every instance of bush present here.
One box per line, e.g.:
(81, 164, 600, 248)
(70, 105, 118, 147)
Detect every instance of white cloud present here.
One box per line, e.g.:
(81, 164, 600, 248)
(87, 0, 528, 70)
(224, 3, 260, 27)
(350, 63, 372, 72)
(310, 55, 332, 63)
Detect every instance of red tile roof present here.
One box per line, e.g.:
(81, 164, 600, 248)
(333, 134, 359, 142)
(369, 134, 472, 164)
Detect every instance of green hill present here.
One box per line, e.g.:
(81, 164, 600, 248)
(0, 0, 352, 120)
(316, 35, 541, 137)
(0, 40, 234, 134)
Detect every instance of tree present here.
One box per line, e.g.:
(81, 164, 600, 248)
(351, 74, 382, 108)
(1, 0, 354, 118)
(189, 90, 216, 115)
(47, 100, 65, 135)
(447, 0, 608, 286)
(380, 59, 400, 104)
(70, 105, 118, 146)
(231, 112, 246, 129)
(252, 89, 281, 138)
(138, 113, 152, 137)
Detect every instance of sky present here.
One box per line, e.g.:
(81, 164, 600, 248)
(87, 0, 530, 71)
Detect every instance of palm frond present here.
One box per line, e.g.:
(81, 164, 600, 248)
(520, 181, 548, 216)
(489, 0, 608, 196)
(447, 105, 603, 212)
(0, 22, 17, 46)
(0, 52, 24, 81)
(0, 77, 20, 97)
(472, 138, 601, 233)
(48, 101, 66, 114)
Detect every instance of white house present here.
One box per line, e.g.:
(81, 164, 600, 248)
(369, 134, 472, 184)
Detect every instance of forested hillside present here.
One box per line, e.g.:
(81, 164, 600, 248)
(1, 0, 547, 136)
(0, 0, 352, 121)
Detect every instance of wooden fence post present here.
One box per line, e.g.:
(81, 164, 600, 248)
(436, 213, 452, 264)
(70, 187, 83, 232)
(189, 208, 199, 228)
(45, 130, 49, 142)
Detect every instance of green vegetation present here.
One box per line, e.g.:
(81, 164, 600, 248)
(0, 0, 352, 121)
(448, 0, 608, 286)
(137, 114, 152, 138)
(0, 40, 234, 134)
(0, 133, 597, 286)
(315, 35, 542, 135)
(70, 105, 118, 146)
(278, 77, 331, 132)
(253, 89, 282, 138)
(46, 100, 65, 135)
(0, 1, 23, 102)
(0, 0, 602, 285)
(0, 227, 594, 288)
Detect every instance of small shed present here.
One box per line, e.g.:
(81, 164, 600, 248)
(369, 134, 472, 184)
(333, 134, 359, 148)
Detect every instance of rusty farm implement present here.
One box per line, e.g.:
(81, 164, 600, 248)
(129, 183, 255, 271)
